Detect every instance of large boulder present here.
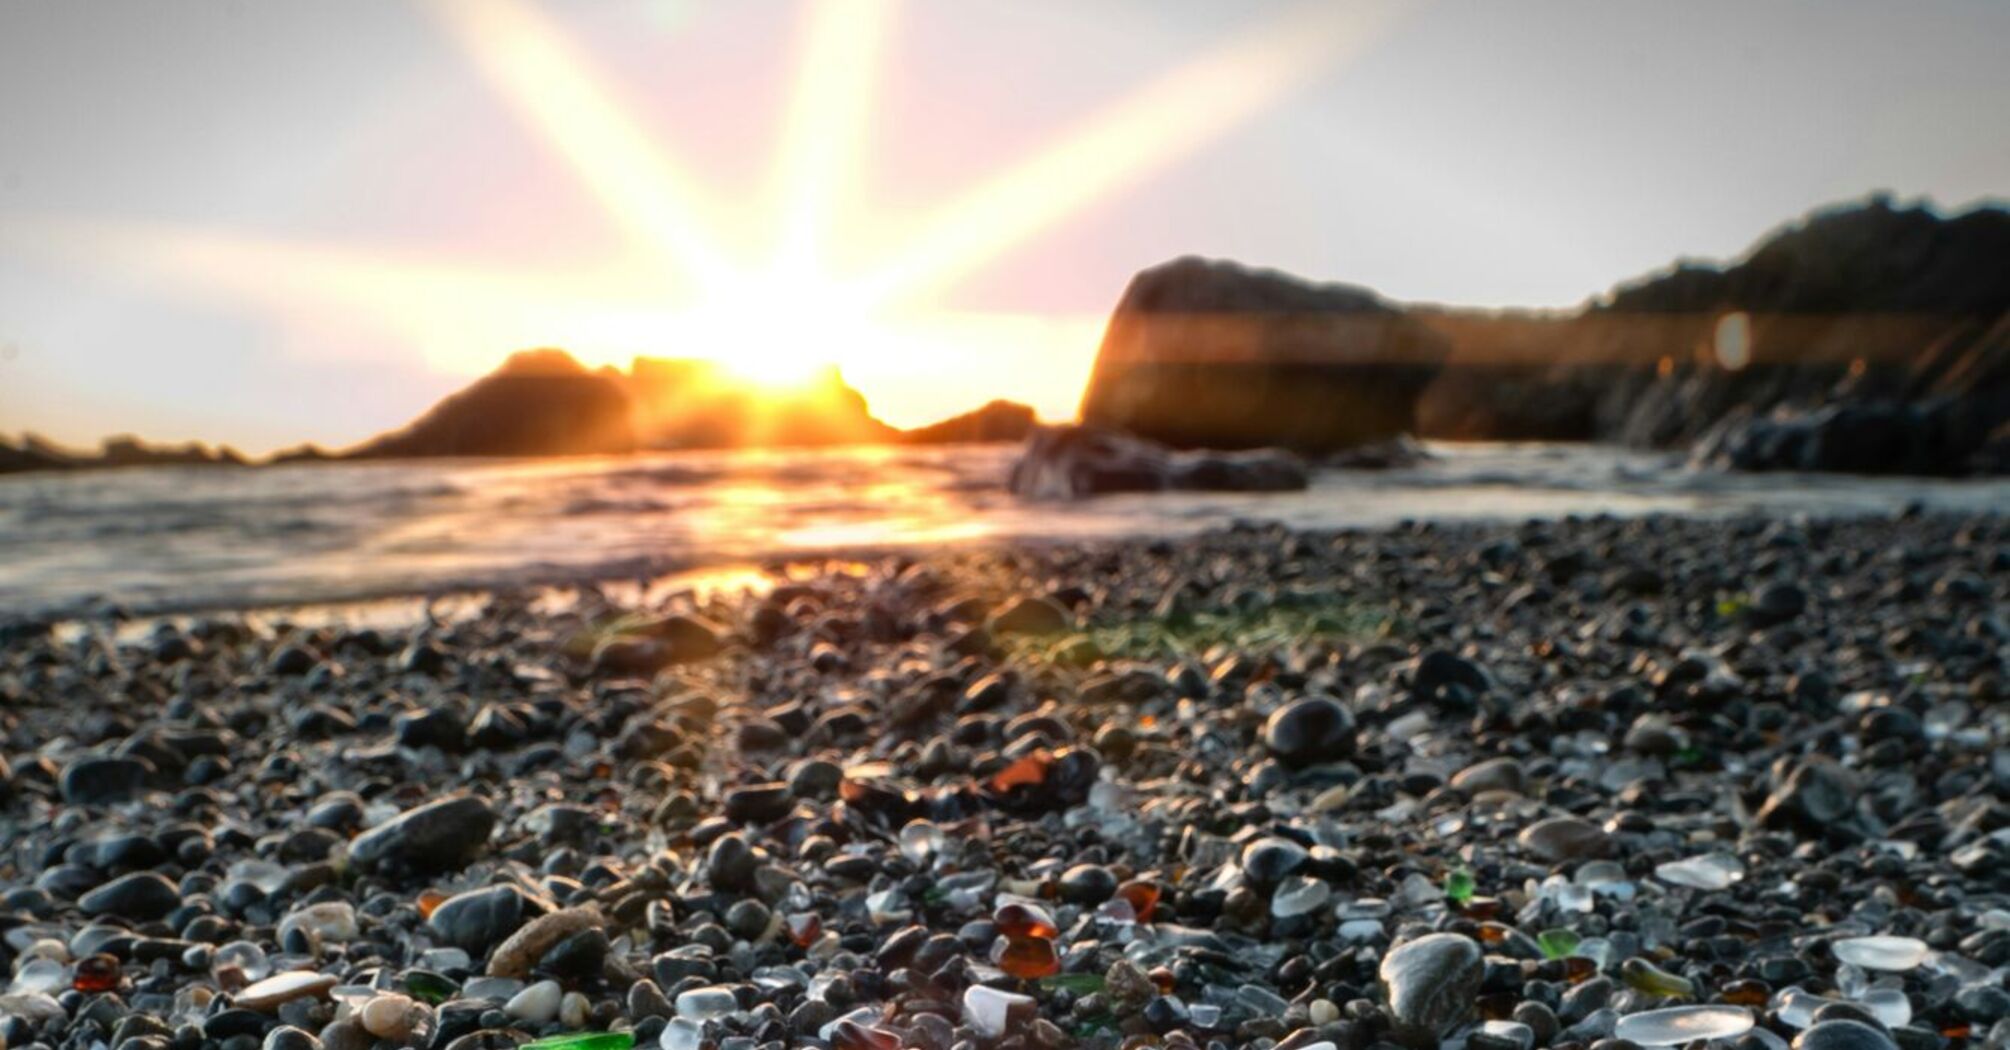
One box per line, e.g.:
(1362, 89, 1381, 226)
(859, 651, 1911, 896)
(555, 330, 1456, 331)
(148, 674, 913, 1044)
(1007, 424, 1307, 500)
(1080, 257, 1450, 453)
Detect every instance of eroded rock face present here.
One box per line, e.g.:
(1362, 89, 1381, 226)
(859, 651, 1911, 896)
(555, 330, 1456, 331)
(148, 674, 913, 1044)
(1007, 425, 1308, 500)
(1080, 256, 1451, 454)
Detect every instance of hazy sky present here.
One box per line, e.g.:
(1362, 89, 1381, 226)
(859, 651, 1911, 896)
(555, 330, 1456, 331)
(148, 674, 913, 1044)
(2, 0, 2007, 452)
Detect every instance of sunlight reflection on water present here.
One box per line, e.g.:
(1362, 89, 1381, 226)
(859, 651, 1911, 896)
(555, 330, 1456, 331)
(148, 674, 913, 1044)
(2, 441, 2006, 619)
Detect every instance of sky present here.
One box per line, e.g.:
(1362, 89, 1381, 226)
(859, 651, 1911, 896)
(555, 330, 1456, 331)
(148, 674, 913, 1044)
(2, 0, 2007, 453)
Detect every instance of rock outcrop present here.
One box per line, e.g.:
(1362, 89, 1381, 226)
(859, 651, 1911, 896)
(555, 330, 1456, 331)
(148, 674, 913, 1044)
(1416, 196, 2010, 473)
(0, 433, 249, 475)
(1079, 257, 1451, 453)
(1081, 196, 2009, 475)
(899, 400, 1038, 445)
(1007, 424, 1307, 500)
(347, 349, 638, 459)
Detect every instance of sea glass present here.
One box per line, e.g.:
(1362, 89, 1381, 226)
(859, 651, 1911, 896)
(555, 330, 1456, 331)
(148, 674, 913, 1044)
(521, 1034, 634, 1050)
(674, 986, 739, 1021)
(1613, 1005, 1755, 1046)
(1832, 936, 1928, 972)
(1653, 854, 1744, 891)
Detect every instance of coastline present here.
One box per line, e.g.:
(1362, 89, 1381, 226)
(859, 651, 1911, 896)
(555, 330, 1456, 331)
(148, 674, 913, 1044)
(3, 506, 2002, 1050)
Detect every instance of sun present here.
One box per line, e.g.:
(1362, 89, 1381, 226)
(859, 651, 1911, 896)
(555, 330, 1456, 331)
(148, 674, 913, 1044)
(656, 273, 879, 391)
(14, 0, 1412, 418)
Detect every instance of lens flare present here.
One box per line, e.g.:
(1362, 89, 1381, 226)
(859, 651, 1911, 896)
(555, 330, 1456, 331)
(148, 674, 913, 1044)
(12, 0, 1413, 417)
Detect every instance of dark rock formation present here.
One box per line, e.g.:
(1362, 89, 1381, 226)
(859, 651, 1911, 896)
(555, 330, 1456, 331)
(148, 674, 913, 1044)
(0, 433, 248, 475)
(348, 349, 638, 459)
(1079, 257, 1451, 453)
(1416, 196, 2010, 473)
(900, 400, 1038, 445)
(1007, 424, 1307, 500)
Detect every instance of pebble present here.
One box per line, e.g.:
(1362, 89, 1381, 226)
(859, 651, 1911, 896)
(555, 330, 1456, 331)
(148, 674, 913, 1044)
(59, 756, 153, 805)
(1380, 933, 1483, 1045)
(1, 513, 2002, 1050)
(487, 907, 602, 979)
(1794, 1020, 1900, 1050)
(1262, 697, 1356, 768)
(505, 981, 562, 1024)
(237, 972, 338, 1013)
(1518, 817, 1612, 863)
(347, 795, 498, 873)
(429, 885, 533, 954)
(78, 872, 182, 921)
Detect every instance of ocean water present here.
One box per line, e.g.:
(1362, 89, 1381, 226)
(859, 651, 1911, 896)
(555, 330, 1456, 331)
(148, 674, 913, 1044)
(2, 442, 2006, 619)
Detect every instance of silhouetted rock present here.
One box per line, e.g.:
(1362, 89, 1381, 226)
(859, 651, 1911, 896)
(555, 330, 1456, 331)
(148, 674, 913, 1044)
(900, 400, 1038, 444)
(348, 349, 637, 458)
(1417, 196, 2010, 473)
(1007, 424, 1307, 499)
(1079, 256, 1451, 453)
(0, 432, 247, 474)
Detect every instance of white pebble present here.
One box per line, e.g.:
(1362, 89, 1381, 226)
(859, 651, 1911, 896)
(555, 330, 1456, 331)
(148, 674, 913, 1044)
(505, 979, 562, 1024)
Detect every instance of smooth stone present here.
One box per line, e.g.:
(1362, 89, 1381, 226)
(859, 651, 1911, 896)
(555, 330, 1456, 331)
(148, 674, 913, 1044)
(1794, 1020, 1899, 1050)
(1263, 697, 1356, 768)
(486, 907, 602, 979)
(1379, 933, 1484, 1046)
(1518, 817, 1612, 863)
(1614, 1006, 1756, 1046)
(990, 597, 1072, 635)
(1831, 937, 1929, 972)
(79, 872, 182, 920)
(503, 981, 561, 1024)
(348, 795, 497, 873)
(1451, 757, 1526, 795)
(263, 1025, 322, 1050)
(721, 782, 792, 823)
(238, 972, 339, 1013)
(360, 994, 425, 1041)
(60, 756, 153, 805)
(1240, 836, 1309, 883)
(430, 886, 533, 955)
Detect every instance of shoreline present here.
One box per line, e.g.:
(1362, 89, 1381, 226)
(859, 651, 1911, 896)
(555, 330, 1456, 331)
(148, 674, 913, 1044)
(8, 495, 2001, 632)
(1, 507, 2004, 1050)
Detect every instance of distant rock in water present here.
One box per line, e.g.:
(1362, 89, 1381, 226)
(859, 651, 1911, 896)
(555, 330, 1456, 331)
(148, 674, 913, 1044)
(1079, 256, 1451, 454)
(900, 400, 1038, 445)
(1008, 424, 1307, 499)
(348, 349, 637, 458)
(0, 432, 248, 475)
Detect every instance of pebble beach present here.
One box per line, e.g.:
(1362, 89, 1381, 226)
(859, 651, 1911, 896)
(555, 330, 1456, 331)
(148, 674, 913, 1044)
(2, 509, 2006, 1050)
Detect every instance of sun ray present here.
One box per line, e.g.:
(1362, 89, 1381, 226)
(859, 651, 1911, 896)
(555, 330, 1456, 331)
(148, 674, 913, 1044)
(425, 0, 734, 294)
(7, 217, 662, 372)
(770, 0, 894, 282)
(853, 0, 1415, 309)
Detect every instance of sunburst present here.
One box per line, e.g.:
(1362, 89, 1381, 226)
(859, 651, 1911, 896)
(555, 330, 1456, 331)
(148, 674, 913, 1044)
(10, 0, 1412, 426)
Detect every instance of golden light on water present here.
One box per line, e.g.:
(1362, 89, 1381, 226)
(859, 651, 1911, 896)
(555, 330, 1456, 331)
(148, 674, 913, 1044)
(8, 0, 1415, 424)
